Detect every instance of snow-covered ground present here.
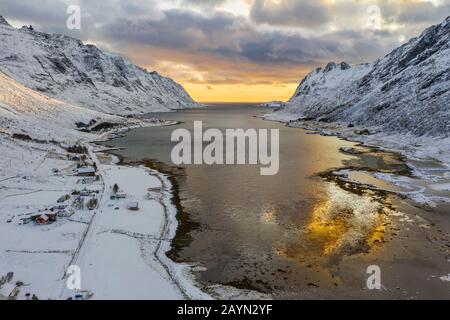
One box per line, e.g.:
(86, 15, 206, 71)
(0, 134, 211, 300)
(58, 147, 210, 299)
(0, 65, 209, 299)
(0, 62, 265, 300)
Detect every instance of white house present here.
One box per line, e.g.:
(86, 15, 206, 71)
(77, 167, 96, 177)
(127, 202, 139, 211)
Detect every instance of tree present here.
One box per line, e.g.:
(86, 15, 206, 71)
(113, 183, 119, 194)
(86, 198, 98, 210)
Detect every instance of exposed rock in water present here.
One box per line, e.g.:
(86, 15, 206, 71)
(89, 122, 120, 132)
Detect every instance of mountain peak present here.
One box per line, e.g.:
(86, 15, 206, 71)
(0, 19, 198, 114)
(286, 16, 450, 138)
(340, 62, 351, 70)
(324, 62, 337, 72)
(0, 15, 11, 27)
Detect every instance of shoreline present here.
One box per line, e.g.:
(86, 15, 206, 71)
(3, 106, 447, 299)
(99, 108, 449, 299)
(100, 153, 208, 299)
(90, 118, 270, 300)
(105, 154, 271, 300)
(79, 146, 210, 299)
(263, 112, 450, 208)
(77, 120, 212, 299)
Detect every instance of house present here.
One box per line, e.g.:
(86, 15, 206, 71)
(77, 167, 96, 177)
(35, 214, 50, 225)
(57, 209, 75, 217)
(127, 202, 139, 211)
(116, 192, 126, 199)
(0, 283, 19, 300)
(110, 192, 126, 200)
(33, 210, 57, 224)
(53, 204, 68, 210)
(79, 188, 93, 197)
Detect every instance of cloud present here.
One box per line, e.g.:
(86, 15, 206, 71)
(250, 0, 332, 27)
(180, 0, 228, 9)
(392, 1, 450, 24)
(0, 0, 72, 32)
(0, 0, 449, 102)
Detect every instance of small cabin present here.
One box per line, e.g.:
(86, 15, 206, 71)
(57, 209, 75, 217)
(77, 167, 96, 177)
(110, 192, 126, 200)
(116, 192, 126, 199)
(35, 214, 50, 225)
(32, 210, 57, 224)
(127, 202, 139, 211)
(79, 188, 96, 197)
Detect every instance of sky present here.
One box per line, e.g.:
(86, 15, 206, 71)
(1, 0, 449, 102)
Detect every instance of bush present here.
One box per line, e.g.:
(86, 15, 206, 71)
(86, 198, 98, 210)
(67, 144, 87, 154)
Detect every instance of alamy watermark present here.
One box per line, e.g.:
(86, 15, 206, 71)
(171, 121, 279, 175)
(366, 265, 381, 290)
(366, 5, 382, 30)
(66, 5, 81, 30)
(66, 265, 81, 290)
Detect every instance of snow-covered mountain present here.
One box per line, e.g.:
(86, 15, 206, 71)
(0, 71, 123, 141)
(274, 16, 450, 138)
(0, 15, 198, 115)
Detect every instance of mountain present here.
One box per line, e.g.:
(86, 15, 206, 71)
(273, 16, 450, 138)
(0, 15, 198, 115)
(0, 71, 122, 141)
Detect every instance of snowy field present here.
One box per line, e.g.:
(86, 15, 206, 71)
(0, 134, 210, 300)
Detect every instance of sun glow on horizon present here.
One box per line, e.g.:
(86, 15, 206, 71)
(183, 82, 298, 103)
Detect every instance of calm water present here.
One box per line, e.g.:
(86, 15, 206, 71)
(103, 104, 450, 299)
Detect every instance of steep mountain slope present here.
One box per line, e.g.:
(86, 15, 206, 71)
(273, 16, 450, 138)
(0, 15, 198, 115)
(0, 71, 122, 141)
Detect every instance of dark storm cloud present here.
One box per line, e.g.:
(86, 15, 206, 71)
(94, 7, 403, 67)
(93, 8, 347, 65)
(250, 0, 332, 27)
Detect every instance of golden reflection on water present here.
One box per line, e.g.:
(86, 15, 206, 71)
(305, 183, 389, 256)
